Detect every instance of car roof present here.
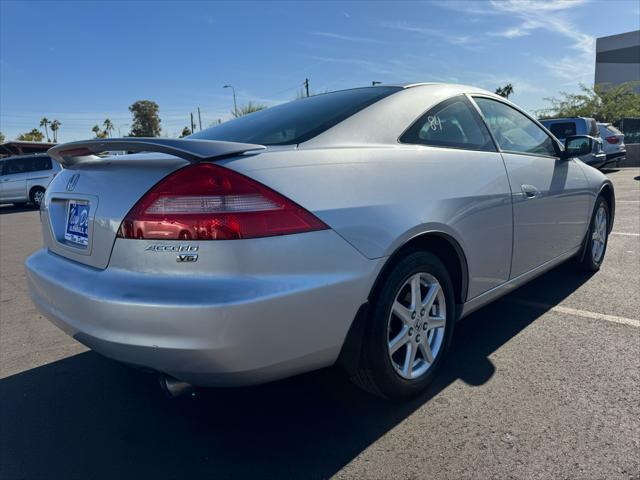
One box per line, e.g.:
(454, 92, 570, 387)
(0, 153, 51, 160)
(541, 117, 595, 122)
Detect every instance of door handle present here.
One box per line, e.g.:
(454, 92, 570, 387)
(521, 184, 539, 199)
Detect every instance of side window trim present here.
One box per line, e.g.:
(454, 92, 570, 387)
(398, 94, 498, 153)
(469, 94, 563, 159)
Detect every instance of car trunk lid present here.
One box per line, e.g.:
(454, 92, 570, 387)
(41, 139, 265, 269)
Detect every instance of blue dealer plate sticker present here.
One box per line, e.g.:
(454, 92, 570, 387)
(65, 201, 90, 247)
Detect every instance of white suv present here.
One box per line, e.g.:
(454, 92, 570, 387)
(0, 154, 61, 207)
(597, 123, 626, 167)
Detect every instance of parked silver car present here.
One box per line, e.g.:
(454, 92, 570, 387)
(597, 123, 626, 167)
(0, 154, 61, 206)
(540, 117, 608, 168)
(26, 84, 614, 399)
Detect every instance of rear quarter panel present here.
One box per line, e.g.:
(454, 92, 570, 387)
(223, 145, 514, 300)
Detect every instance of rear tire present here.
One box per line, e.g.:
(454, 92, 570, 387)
(29, 187, 45, 207)
(577, 197, 610, 272)
(351, 251, 455, 399)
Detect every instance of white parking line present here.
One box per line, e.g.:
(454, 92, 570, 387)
(509, 299, 640, 328)
(611, 232, 640, 236)
(616, 201, 640, 203)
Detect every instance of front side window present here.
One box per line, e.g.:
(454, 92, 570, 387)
(400, 95, 495, 151)
(474, 97, 558, 157)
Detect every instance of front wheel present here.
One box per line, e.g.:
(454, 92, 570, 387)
(578, 197, 610, 272)
(352, 251, 455, 399)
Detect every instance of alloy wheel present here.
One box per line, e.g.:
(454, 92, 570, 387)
(591, 205, 607, 263)
(387, 272, 446, 380)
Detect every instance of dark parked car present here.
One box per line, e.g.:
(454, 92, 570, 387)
(540, 117, 608, 168)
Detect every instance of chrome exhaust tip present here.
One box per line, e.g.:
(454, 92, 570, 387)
(158, 374, 194, 398)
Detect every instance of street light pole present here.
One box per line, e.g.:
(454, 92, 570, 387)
(224, 85, 238, 116)
(117, 124, 128, 137)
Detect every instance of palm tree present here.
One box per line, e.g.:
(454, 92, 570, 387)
(495, 84, 514, 99)
(39, 117, 50, 142)
(103, 118, 114, 138)
(91, 125, 102, 138)
(50, 120, 61, 143)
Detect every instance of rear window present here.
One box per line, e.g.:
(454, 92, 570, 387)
(189, 86, 402, 145)
(605, 125, 623, 135)
(548, 122, 577, 139)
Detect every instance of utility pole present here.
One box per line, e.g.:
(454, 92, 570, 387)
(304, 78, 310, 97)
(197, 107, 202, 131)
(190, 112, 195, 133)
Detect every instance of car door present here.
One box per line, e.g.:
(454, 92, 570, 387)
(399, 94, 513, 298)
(0, 157, 28, 202)
(472, 96, 591, 278)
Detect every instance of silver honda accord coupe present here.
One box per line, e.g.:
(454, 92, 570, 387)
(26, 83, 614, 399)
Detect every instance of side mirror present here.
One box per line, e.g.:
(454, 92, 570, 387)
(563, 135, 593, 159)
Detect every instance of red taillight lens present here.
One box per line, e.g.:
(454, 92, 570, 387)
(606, 136, 619, 144)
(117, 163, 328, 240)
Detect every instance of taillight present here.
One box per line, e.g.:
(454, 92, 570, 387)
(117, 163, 328, 240)
(605, 136, 619, 144)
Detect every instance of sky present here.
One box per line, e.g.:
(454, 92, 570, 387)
(1, 0, 638, 143)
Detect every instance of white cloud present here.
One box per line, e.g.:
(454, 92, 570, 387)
(380, 21, 471, 47)
(310, 31, 383, 44)
(486, 0, 595, 80)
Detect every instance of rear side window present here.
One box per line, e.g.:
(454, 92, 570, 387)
(1, 158, 28, 175)
(548, 122, 577, 139)
(474, 97, 558, 157)
(400, 95, 496, 151)
(189, 86, 402, 145)
(26, 156, 52, 172)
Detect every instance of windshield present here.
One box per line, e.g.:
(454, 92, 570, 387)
(189, 86, 402, 146)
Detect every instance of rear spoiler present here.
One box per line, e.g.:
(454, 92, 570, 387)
(48, 138, 266, 167)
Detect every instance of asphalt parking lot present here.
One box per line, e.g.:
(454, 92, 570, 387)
(0, 168, 638, 480)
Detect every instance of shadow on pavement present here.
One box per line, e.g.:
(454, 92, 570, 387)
(0, 263, 592, 479)
(0, 204, 38, 215)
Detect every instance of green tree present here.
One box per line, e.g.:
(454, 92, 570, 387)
(39, 117, 50, 142)
(50, 120, 61, 143)
(91, 125, 107, 139)
(17, 129, 44, 142)
(0, 131, 5, 143)
(128, 100, 161, 136)
(103, 118, 114, 138)
(180, 126, 192, 138)
(538, 82, 640, 124)
(495, 84, 514, 99)
(231, 101, 267, 118)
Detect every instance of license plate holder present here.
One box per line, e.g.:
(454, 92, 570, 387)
(64, 201, 90, 247)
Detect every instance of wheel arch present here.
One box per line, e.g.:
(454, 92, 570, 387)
(336, 230, 469, 376)
(598, 181, 615, 233)
(369, 231, 469, 307)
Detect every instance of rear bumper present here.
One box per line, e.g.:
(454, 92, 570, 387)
(26, 230, 380, 387)
(605, 151, 626, 162)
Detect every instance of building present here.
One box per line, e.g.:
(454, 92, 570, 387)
(595, 30, 640, 90)
(0, 141, 56, 158)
